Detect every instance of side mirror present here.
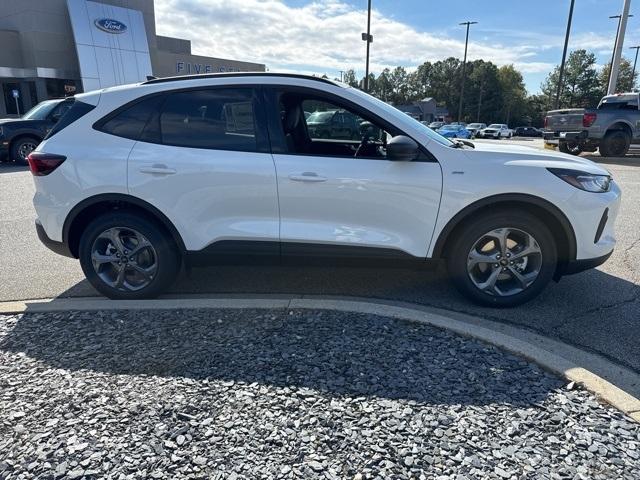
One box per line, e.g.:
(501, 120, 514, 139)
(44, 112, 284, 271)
(387, 135, 419, 161)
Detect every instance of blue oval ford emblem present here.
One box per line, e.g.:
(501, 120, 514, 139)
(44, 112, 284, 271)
(94, 18, 127, 34)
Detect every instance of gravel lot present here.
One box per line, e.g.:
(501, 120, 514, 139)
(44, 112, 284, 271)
(1, 308, 638, 479)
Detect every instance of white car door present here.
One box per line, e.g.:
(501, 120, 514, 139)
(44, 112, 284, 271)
(125, 87, 279, 252)
(269, 89, 442, 259)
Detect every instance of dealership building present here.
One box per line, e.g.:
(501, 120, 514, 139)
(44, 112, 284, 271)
(0, 0, 265, 117)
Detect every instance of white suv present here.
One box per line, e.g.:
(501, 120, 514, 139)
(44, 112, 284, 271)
(29, 74, 621, 307)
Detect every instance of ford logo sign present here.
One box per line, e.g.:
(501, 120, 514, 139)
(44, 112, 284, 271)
(94, 18, 127, 34)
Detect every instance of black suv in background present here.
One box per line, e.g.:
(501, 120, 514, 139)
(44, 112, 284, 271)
(0, 99, 70, 164)
(305, 109, 362, 140)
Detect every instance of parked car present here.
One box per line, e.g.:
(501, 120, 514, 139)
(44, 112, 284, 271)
(543, 92, 640, 157)
(478, 124, 512, 139)
(466, 123, 487, 137)
(305, 109, 361, 139)
(437, 124, 472, 139)
(428, 121, 445, 130)
(514, 126, 543, 137)
(30, 73, 620, 307)
(0, 98, 71, 164)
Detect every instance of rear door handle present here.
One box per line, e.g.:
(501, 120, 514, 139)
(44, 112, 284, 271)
(139, 164, 177, 175)
(288, 172, 327, 183)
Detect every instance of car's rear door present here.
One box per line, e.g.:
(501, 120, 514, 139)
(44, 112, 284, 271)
(266, 86, 442, 260)
(125, 86, 279, 253)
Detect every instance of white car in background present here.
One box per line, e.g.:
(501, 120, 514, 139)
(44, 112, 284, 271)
(479, 124, 513, 139)
(29, 73, 620, 307)
(466, 123, 487, 137)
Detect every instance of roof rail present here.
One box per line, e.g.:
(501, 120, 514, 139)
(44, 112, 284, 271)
(142, 72, 341, 86)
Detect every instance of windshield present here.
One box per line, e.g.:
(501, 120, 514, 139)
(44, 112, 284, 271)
(306, 111, 334, 123)
(440, 125, 457, 130)
(22, 100, 60, 120)
(468, 123, 483, 128)
(488, 124, 502, 129)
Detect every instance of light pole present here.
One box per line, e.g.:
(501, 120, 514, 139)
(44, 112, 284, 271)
(607, 14, 634, 88)
(631, 46, 640, 91)
(555, 0, 575, 109)
(362, 0, 373, 92)
(457, 21, 477, 122)
(608, 0, 632, 95)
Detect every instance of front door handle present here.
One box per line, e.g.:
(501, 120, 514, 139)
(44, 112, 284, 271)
(288, 172, 327, 183)
(139, 164, 177, 175)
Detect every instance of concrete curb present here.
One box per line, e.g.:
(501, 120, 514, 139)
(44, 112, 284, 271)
(1, 294, 639, 422)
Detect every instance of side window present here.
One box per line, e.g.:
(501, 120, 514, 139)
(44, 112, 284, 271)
(99, 95, 165, 140)
(159, 88, 257, 151)
(302, 99, 385, 143)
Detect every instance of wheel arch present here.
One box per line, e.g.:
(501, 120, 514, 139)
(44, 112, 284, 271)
(63, 193, 186, 258)
(9, 132, 42, 153)
(432, 193, 577, 276)
(604, 121, 633, 137)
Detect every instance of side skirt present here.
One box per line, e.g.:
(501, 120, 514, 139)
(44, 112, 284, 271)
(185, 240, 440, 270)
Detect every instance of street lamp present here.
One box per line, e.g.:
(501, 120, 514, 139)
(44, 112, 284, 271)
(631, 46, 640, 91)
(362, 0, 373, 92)
(457, 21, 477, 122)
(607, 14, 634, 88)
(555, 0, 575, 109)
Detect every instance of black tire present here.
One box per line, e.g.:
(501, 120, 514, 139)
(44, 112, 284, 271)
(599, 130, 630, 158)
(446, 210, 557, 308)
(10, 136, 40, 165)
(78, 212, 181, 299)
(559, 141, 583, 156)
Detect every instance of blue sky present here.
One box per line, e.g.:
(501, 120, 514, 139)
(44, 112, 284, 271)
(156, 0, 640, 93)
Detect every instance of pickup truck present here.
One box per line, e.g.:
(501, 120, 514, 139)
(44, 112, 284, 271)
(0, 98, 70, 164)
(543, 92, 640, 157)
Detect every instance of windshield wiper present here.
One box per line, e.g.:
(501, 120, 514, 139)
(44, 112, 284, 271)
(451, 139, 475, 149)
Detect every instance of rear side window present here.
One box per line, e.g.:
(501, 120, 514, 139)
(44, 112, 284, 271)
(159, 88, 257, 151)
(98, 95, 165, 140)
(45, 100, 95, 139)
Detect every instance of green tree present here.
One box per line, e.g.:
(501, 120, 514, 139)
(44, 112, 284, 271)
(541, 49, 601, 108)
(342, 69, 359, 88)
(497, 65, 527, 124)
(599, 58, 637, 94)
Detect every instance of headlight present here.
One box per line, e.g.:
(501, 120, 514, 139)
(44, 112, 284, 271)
(548, 168, 611, 193)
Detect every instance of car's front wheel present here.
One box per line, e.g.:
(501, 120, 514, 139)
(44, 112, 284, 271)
(446, 211, 557, 307)
(79, 212, 181, 299)
(11, 136, 40, 165)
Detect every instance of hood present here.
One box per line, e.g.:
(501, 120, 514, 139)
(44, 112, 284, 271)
(467, 141, 610, 176)
(0, 117, 39, 126)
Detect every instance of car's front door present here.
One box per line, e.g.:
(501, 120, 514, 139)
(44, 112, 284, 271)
(267, 88, 442, 259)
(126, 87, 279, 253)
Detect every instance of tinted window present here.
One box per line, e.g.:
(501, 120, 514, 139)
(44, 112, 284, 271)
(99, 95, 164, 140)
(45, 100, 96, 139)
(160, 88, 257, 151)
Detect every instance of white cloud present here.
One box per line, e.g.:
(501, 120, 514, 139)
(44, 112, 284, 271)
(154, 0, 552, 77)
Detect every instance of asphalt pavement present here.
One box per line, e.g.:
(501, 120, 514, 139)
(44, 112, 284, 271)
(1, 139, 639, 371)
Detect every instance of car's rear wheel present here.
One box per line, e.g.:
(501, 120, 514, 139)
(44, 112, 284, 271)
(11, 136, 40, 165)
(559, 141, 583, 156)
(446, 211, 557, 307)
(79, 213, 181, 299)
(599, 130, 630, 158)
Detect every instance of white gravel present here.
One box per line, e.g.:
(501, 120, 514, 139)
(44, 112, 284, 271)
(0, 308, 638, 479)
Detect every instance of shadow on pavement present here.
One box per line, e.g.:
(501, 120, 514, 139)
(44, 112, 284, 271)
(0, 307, 563, 407)
(0, 163, 27, 174)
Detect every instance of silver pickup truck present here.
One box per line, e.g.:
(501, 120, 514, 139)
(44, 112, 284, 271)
(543, 93, 640, 157)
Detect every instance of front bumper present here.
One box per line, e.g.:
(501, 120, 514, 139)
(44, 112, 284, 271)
(561, 251, 613, 276)
(35, 219, 74, 258)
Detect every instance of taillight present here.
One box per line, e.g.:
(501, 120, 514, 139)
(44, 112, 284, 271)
(543, 116, 549, 129)
(27, 152, 67, 176)
(583, 112, 597, 127)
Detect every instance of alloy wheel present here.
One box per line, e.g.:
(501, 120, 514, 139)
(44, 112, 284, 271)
(91, 227, 158, 292)
(466, 227, 543, 297)
(17, 141, 37, 162)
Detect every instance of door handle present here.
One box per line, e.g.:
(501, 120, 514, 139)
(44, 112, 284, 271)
(288, 172, 327, 183)
(139, 164, 177, 175)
